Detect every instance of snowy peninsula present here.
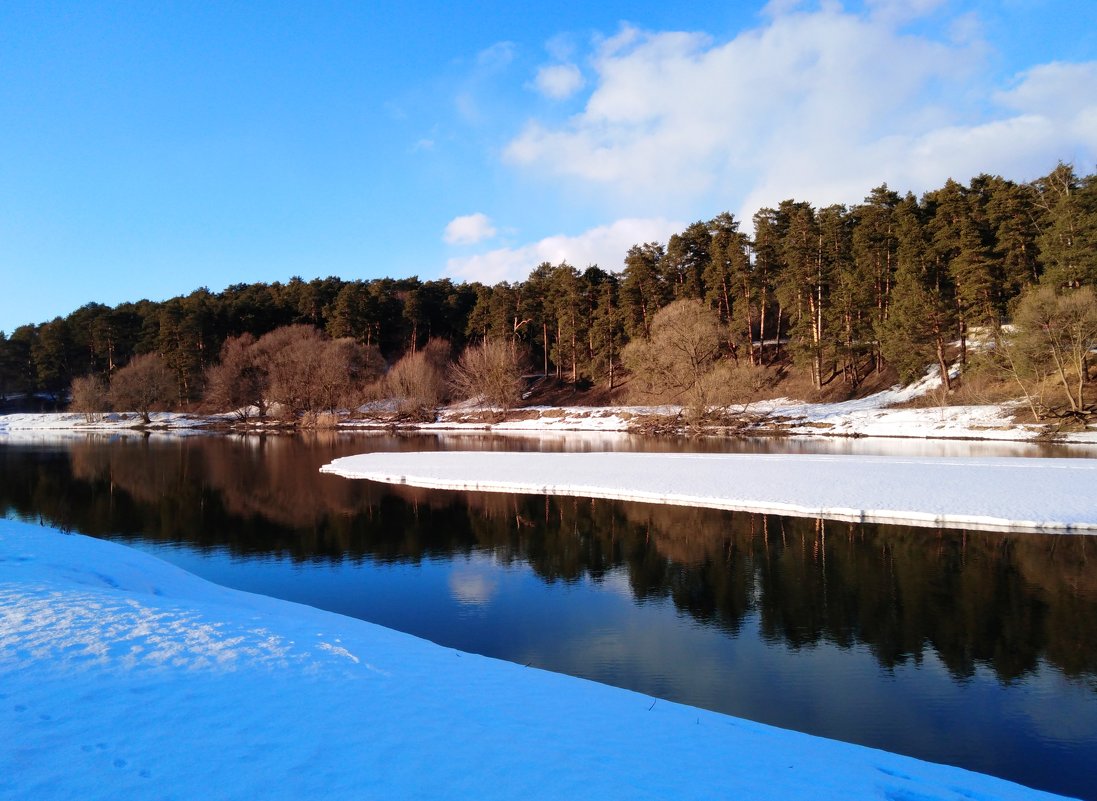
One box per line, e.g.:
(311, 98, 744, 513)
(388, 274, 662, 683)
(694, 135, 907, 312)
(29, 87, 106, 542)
(0, 519, 1073, 800)
(321, 450, 1097, 534)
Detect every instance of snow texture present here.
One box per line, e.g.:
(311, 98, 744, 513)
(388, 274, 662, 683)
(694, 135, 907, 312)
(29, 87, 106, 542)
(322, 451, 1097, 534)
(0, 519, 1072, 800)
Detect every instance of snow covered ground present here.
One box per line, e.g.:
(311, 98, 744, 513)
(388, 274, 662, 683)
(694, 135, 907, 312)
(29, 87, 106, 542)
(322, 450, 1097, 534)
(3, 368, 1095, 444)
(0, 519, 1073, 800)
(0, 411, 216, 439)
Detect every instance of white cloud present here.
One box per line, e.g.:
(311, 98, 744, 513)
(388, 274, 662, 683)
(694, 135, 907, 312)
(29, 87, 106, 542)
(502, 6, 1097, 219)
(865, 0, 947, 25)
(996, 61, 1097, 119)
(444, 217, 683, 285)
(760, 0, 803, 17)
(533, 63, 585, 100)
(443, 213, 497, 246)
(477, 41, 516, 70)
(731, 59, 1097, 216)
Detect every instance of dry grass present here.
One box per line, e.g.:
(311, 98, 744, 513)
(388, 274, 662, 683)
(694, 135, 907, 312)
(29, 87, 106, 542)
(300, 410, 341, 429)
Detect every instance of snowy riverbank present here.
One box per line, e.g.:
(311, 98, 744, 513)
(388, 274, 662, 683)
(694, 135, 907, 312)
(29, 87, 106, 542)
(0, 519, 1073, 800)
(0, 401, 1090, 444)
(3, 369, 1096, 444)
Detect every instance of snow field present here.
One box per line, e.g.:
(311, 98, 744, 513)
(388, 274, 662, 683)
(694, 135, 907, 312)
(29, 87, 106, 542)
(0, 520, 1072, 800)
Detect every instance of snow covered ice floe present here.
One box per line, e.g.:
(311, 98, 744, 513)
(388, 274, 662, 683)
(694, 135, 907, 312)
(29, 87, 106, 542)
(0, 519, 1073, 800)
(321, 451, 1097, 534)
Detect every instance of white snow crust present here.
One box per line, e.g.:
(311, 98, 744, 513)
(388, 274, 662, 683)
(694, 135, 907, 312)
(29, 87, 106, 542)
(0, 519, 1071, 800)
(322, 451, 1097, 534)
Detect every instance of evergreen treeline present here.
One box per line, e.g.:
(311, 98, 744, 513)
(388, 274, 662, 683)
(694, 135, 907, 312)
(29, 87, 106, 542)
(1, 163, 1095, 411)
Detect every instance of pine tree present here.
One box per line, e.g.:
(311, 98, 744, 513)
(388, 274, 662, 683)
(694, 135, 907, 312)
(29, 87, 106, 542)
(851, 184, 900, 372)
(705, 213, 752, 364)
(591, 276, 625, 389)
(664, 221, 711, 301)
(818, 204, 864, 386)
(880, 196, 956, 389)
(983, 176, 1041, 296)
(545, 263, 585, 382)
(620, 243, 669, 339)
(1033, 163, 1097, 288)
(750, 208, 784, 363)
(522, 262, 555, 376)
(778, 200, 830, 388)
(31, 317, 75, 400)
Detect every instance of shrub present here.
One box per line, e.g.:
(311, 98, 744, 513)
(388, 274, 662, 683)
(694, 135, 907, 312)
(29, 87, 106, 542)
(69, 374, 110, 422)
(383, 339, 452, 420)
(449, 339, 523, 418)
(623, 299, 725, 418)
(108, 353, 175, 423)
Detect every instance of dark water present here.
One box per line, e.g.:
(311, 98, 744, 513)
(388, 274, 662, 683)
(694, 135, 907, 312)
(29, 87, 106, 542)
(2, 432, 1096, 800)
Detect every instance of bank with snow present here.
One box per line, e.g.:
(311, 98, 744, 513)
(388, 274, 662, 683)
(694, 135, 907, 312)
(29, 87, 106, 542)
(0, 520, 1072, 800)
(321, 451, 1097, 534)
(3, 366, 1096, 444)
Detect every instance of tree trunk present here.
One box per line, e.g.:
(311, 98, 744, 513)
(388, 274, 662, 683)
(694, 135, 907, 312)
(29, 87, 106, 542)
(758, 289, 768, 365)
(743, 284, 756, 367)
(775, 305, 784, 361)
(935, 329, 951, 392)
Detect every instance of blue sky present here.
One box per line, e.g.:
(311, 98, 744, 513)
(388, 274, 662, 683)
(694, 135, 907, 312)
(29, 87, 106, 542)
(2, 0, 1096, 333)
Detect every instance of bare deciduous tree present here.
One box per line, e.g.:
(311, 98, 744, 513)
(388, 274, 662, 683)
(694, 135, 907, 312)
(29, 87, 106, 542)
(108, 353, 175, 423)
(994, 286, 1097, 421)
(623, 299, 726, 418)
(383, 338, 452, 420)
(202, 325, 380, 423)
(703, 361, 772, 417)
(449, 339, 523, 418)
(204, 333, 266, 420)
(313, 336, 381, 414)
(69, 374, 109, 422)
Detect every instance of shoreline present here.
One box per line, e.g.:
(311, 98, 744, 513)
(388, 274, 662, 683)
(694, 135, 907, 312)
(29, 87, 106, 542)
(2, 400, 1095, 446)
(0, 519, 1074, 801)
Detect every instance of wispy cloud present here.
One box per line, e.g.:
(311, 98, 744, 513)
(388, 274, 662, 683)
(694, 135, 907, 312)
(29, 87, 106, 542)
(533, 63, 584, 100)
(477, 41, 516, 70)
(456, 41, 519, 123)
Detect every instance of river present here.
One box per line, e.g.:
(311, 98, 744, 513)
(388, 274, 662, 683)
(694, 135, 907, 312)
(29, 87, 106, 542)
(2, 431, 1095, 799)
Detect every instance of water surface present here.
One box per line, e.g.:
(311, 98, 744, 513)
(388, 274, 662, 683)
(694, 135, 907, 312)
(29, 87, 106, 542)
(2, 432, 1095, 799)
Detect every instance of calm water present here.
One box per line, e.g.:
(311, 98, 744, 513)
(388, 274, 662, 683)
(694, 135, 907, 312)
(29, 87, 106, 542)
(2, 432, 1097, 799)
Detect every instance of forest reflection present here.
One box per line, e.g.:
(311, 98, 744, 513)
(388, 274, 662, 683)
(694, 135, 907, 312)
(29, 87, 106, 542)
(3, 433, 1096, 686)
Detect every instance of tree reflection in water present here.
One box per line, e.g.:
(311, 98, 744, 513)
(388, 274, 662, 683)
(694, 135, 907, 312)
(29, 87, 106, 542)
(3, 433, 1095, 686)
